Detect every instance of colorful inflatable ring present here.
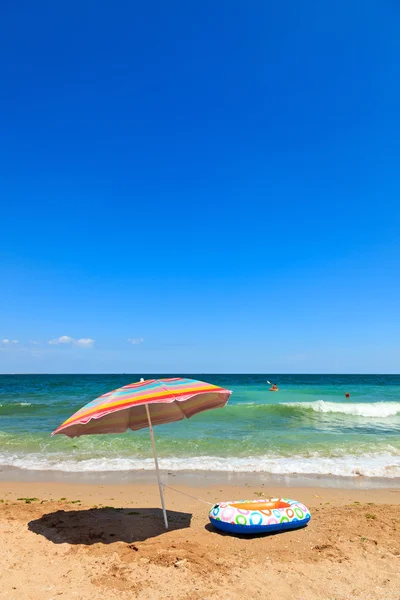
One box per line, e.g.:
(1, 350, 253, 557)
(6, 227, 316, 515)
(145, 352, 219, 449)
(209, 498, 311, 535)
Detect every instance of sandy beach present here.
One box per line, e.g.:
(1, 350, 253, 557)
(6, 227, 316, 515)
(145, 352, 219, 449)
(1, 473, 399, 600)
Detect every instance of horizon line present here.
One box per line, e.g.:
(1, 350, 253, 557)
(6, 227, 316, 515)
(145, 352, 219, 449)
(1, 372, 400, 376)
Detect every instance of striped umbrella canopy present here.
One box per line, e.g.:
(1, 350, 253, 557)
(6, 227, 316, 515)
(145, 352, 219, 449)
(52, 377, 231, 528)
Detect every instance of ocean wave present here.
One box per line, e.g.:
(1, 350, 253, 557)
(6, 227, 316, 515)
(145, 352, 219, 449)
(282, 401, 400, 418)
(1, 451, 400, 478)
(0, 402, 32, 406)
(0, 401, 77, 416)
(0, 402, 36, 415)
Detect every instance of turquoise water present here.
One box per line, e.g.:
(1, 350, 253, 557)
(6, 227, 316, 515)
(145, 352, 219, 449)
(0, 374, 399, 477)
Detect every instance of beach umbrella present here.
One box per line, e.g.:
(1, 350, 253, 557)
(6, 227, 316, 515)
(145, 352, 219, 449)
(52, 377, 231, 529)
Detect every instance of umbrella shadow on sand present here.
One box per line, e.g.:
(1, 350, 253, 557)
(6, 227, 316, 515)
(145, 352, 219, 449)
(28, 507, 191, 545)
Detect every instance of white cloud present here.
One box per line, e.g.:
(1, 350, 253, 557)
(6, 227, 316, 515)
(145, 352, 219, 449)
(128, 337, 144, 345)
(75, 338, 95, 348)
(29, 340, 40, 345)
(48, 335, 95, 348)
(1, 338, 20, 351)
(49, 335, 74, 345)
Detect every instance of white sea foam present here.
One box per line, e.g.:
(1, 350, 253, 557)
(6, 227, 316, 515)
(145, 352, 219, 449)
(283, 401, 400, 418)
(1, 451, 400, 478)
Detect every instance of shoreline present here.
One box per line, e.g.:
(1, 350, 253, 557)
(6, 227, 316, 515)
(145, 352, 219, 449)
(1, 464, 400, 489)
(1, 477, 399, 510)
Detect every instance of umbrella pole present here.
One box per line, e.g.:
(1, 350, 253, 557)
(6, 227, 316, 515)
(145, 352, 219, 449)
(145, 403, 169, 529)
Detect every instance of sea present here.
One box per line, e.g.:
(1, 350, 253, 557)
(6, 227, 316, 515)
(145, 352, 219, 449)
(0, 374, 399, 479)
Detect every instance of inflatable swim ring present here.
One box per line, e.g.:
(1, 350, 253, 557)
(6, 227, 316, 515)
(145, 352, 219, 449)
(209, 498, 311, 535)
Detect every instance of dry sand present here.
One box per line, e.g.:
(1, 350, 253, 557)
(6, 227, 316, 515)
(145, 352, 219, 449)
(0, 479, 399, 600)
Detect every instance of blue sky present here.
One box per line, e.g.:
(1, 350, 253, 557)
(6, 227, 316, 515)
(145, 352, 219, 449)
(1, 0, 399, 373)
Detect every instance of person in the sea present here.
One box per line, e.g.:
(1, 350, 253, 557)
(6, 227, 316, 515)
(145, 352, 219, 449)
(270, 383, 279, 391)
